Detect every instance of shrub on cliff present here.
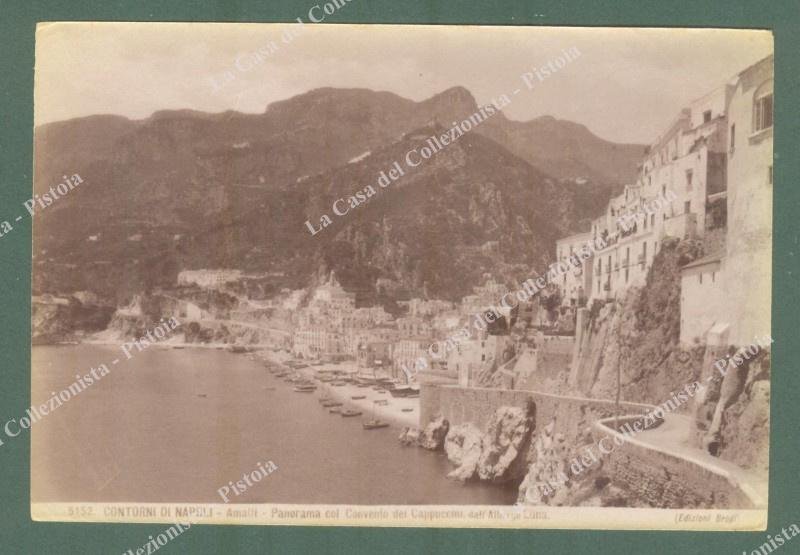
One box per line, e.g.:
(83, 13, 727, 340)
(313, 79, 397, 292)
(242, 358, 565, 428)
(615, 237, 706, 404)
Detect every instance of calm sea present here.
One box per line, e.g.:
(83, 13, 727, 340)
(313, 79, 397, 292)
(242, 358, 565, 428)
(31, 345, 517, 505)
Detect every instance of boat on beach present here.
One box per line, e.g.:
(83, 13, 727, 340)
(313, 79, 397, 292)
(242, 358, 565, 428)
(322, 401, 342, 408)
(329, 407, 342, 414)
(341, 409, 362, 417)
(351, 395, 366, 400)
(293, 385, 317, 392)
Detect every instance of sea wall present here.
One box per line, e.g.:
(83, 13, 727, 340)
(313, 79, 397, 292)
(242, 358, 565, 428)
(594, 417, 757, 508)
(420, 384, 649, 431)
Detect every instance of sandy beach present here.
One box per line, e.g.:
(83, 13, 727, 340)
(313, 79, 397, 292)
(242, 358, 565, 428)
(256, 351, 420, 428)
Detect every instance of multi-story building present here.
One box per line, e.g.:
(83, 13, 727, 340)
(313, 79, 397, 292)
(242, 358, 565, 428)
(393, 338, 428, 380)
(680, 55, 773, 346)
(553, 232, 593, 306)
(395, 316, 431, 338)
(292, 326, 346, 359)
(357, 341, 393, 374)
(447, 330, 515, 387)
(309, 272, 356, 317)
(551, 83, 730, 304)
(398, 298, 454, 318)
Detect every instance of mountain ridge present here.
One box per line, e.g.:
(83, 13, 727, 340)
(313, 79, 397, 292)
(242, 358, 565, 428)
(32, 86, 644, 305)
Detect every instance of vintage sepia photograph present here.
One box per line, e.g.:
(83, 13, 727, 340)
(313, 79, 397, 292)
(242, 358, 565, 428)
(27, 22, 773, 530)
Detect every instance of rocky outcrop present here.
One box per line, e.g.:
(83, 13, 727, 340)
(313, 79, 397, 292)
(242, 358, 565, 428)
(419, 416, 450, 450)
(399, 417, 450, 450)
(517, 420, 570, 504)
(476, 406, 534, 483)
(517, 418, 620, 507)
(444, 424, 484, 481)
(398, 427, 421, 446)
(694, 345, 771, 472)
(439, 405, 535, 484)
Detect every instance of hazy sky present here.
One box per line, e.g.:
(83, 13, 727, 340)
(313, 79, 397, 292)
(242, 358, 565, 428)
(35, 22, 773, 144)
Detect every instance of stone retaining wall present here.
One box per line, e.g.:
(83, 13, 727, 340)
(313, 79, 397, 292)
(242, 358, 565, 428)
(594, 417, 758, 509)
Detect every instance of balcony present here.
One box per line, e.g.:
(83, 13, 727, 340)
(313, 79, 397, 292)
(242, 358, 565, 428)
(638, 253, 645, 264)
(613, 262, 619, 271)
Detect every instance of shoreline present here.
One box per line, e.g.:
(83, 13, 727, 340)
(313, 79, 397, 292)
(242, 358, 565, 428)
(257, 352, 419, 429)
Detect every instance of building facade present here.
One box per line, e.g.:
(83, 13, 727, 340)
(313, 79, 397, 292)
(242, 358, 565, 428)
(719, 55, 773, 346)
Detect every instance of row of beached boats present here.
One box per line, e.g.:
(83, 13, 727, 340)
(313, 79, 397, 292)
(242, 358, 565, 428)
(263, 361, 398, 430)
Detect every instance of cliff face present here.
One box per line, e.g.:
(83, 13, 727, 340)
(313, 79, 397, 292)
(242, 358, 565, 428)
(573, 237, 706, 405)
(570, 236, 770, 473)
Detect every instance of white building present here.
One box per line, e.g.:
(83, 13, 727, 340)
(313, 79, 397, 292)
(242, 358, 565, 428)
(553, 231, 593, 306)
(680, 254, 725, 345)
(581, 84, 730, 302)
(680, 55, 773, 348)
(722, 55, 773, 346)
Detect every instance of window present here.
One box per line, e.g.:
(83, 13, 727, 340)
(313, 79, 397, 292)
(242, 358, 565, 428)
(684, 201, 691, 215)
(703, 110, 712, 123)
(769, 165, 773, 185)
(753, 81, 774, 133)
(625, 268, 629, 282)
(712, 271, 716, 283)
(686, 169, 693, 191)
(699, 273, 703, 284)
(662, 185, 666, 196)
(651, 214, 655, 227)
(730, 124, 735, 153)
